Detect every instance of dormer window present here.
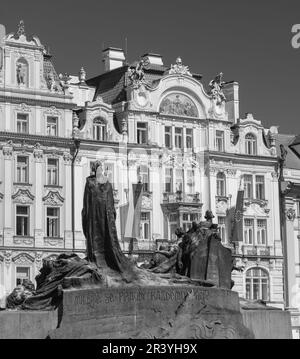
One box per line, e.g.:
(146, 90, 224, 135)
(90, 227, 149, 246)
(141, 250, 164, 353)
(245, 133, 257, 155)
(93, 117, 107, 141)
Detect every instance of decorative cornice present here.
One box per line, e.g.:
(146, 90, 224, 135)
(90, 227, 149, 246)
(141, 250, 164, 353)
(0, 93, 74, 108)
(0, 131, 74, 148)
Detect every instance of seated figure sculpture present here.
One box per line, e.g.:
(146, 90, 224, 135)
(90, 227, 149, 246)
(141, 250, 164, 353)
(149, 210, 233, 289)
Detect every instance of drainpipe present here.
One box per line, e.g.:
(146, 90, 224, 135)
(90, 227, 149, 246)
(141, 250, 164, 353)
(71, 139, 81, 251)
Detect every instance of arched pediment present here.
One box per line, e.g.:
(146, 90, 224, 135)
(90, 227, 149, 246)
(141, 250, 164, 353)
(146, 74, 213, 119)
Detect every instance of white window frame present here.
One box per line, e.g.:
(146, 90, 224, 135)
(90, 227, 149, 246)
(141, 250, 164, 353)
(16, 205, 30, 236)
(137, 122, 147, 144)
(245, 133, 257, 155)
(216, 130, 225, 152)
(46, 207, 60, 238)
(16, 113, 29, 134)
(186, 128, 193, 149)
(245, 267, 269, 301)
(93, 118, 107, 141)
(47, 158, 59, 186)
(175, 127, 183, 149)
(165, 126, 172, 148)
(46, 116, 58, 136)
(140, 212, 150, 240)
(216, 172, 226, 196)
(16, 155, 29, 183)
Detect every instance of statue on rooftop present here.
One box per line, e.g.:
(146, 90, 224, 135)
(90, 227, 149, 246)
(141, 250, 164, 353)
(127, 57, 149, 88)
(209, 72, 226, 105)
(169, 57, 192, 76)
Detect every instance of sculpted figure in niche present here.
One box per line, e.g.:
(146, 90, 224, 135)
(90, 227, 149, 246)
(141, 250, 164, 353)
(16, 59, 28, 85)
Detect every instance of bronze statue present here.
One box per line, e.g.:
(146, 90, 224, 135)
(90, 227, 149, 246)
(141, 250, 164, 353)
(82, 160, 133, 274)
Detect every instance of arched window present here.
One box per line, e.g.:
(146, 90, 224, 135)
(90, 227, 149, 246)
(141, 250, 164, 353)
(246, 268, 269, 301)
(216, 172, 226, 196)
(93, 117, 107, 141)
(16, 57, 29, 86)
(245, 133, 257, 155)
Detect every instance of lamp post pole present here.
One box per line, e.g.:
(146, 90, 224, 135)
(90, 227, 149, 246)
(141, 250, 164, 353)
(71, 138, 81, 251)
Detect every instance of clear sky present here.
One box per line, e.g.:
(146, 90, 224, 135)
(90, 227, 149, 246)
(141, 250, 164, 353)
(1, 0, 300, 134)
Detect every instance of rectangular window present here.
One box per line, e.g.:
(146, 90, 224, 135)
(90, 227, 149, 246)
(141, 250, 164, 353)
(47, 207, 60, 238)
(140, 212, 150, 239)
(186, 170, 194, 194)
(165, 126, 172, 148)
(16, 156, 29, 183)
(175, 169, 183, 192)
(244, 218, 254, 244)
(165, 167, 173, 193)
(255, 175, 265, 200)
(175, 128, 183, 149)
(137, 122, 147, 144)
(257, 219, 267, 245)
(17, 113, 29, 133)
(218, 216, 226, 243)
(16, 267, 30, 286)
(47, 158, 59, 185)
(16, 206, 29, 236)
(46, 116, 58, 136)
(244, 175, 253, 199)
(186, 128, 193, 149)
(138, 165, 149, 192)
(216, 130, 224, 152)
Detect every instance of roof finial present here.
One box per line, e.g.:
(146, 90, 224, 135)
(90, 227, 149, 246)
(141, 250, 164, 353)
(16, 20, 25, 37)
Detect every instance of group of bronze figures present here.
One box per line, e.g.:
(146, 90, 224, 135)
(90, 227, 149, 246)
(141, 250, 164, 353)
(6, 161, 237, 310)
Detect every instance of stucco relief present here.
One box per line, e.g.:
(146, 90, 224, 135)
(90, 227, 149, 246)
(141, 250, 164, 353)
(243, 202, 269, 217)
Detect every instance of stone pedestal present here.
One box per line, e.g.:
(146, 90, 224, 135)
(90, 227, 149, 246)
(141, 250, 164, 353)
(49, 286, 253, 339)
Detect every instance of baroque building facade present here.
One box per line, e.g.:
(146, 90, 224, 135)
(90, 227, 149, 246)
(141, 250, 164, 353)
(0, 23, 285, 314)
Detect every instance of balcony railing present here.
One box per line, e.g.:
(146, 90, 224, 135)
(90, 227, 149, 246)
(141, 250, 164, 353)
(162, 191, 201, 204)
(234, 244, 272, 256)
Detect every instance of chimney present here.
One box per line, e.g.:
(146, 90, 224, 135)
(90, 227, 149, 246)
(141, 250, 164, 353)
(142, 53, 163, 67)
(102, 47, 125, 72)
(223, 81, 239, 123)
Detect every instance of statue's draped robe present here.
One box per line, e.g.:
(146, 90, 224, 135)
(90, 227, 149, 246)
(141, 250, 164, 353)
(82, 177, 132, 273)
